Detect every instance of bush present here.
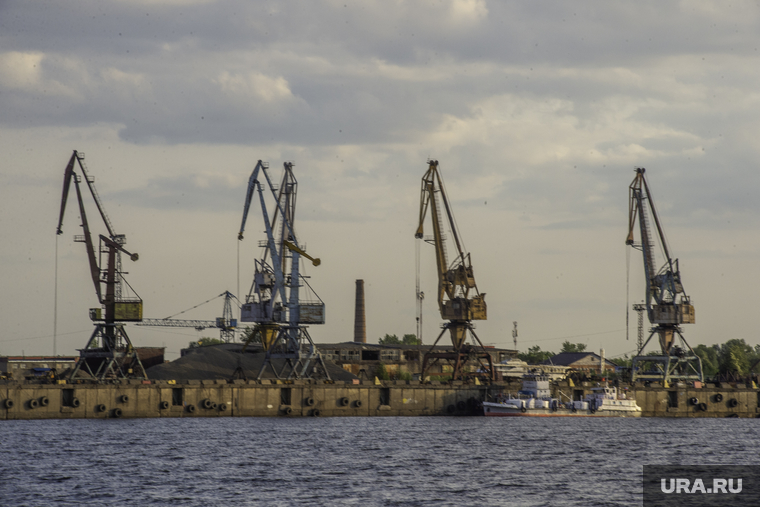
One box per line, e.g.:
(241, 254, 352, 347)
(374, 363, 390, 380)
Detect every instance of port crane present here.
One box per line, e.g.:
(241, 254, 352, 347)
(415, 160, 494, 381)
(137, 291, 239, 343)
(626, 167, 702, 383)
(238, 160, 329, 380)
(56, 150, 147, 380)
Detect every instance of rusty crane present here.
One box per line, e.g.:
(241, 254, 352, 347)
(56, 150, 147, 381)
(415, 160, 494, 381)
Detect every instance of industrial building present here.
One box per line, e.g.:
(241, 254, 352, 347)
(542, 352, 617, 374)
(0, 356, 77, 379)
(318, 342, 516, 379)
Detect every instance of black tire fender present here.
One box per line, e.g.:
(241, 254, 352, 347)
(39, 396, 49, 407)
(112, 408, 122, 418)
(160, 401, 169, 410)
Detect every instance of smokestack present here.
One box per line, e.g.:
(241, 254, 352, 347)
(354, 280, 366, 343)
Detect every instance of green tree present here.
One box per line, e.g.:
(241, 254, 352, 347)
(402, 334, 420, 345)
(614, 354, 633, 368)
(693, 344, 719, 377)
(189, 337, 224, 348)
(561, 341, 587, 353)
(240, 326, 262, 344)
(379, 334, 400, 345)
(517, 345, 555, 364)
(374, 363, 390, 380)
(718, 339, 753, 375)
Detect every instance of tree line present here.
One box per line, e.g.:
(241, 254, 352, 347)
(517, 341, 587, 364)
(516, 338, 760, 379)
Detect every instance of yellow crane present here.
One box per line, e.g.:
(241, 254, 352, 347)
(415, 160, 494, 381)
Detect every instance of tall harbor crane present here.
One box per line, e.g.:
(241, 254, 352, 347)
(415, 160, 494, 381)
(238, 160, 329, 380)
(56, 150, 147, 380)
(626, 167, 702, 383)
(137, 291, 239, 343)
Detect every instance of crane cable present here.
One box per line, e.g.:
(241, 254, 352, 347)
(626, 246, 630, 342)
(237, 238, 240, 313)
(162, 293, 224, 320)
(54, 234, 59, 356)
(415, 237, 422, 345)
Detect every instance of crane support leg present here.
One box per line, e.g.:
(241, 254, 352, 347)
(420, 324, 495, 382)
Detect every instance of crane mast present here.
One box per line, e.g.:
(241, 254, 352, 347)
(415, 160, 493, 381)
(626, 167, 702, 383)
(238, 161, 328, 380)
(56, 150, 146, 381)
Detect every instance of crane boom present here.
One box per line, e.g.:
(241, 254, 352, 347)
(626, 168, 693, 331)
(415, 160, 486, 322)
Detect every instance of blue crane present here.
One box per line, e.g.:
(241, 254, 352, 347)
(238, 161, 328, 380)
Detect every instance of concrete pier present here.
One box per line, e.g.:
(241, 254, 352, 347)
(0, 380, 486, 420)
(3, 380, 759, 420)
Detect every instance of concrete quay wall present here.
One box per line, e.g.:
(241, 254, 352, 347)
(0, 380, 487, 420)
(633, 383, 759, 418)
(4, 381, 759, 420)
(493, 381, 760, 418)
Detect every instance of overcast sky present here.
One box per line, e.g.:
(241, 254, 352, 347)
(2, 1, 760, 361)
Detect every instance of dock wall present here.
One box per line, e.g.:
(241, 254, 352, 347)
(634, 383, 758, 418)
(0, 380, 486, 420)
(3, 381, 759, 419)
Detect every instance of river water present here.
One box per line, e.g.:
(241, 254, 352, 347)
(1, 416, 759, 506)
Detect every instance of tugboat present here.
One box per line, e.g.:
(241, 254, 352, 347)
(482, 373, 641, 417)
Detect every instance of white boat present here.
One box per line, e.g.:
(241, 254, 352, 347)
(482, 373, 641, 417)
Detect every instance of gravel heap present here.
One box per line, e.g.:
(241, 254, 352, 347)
(146, 343, 357, 382)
